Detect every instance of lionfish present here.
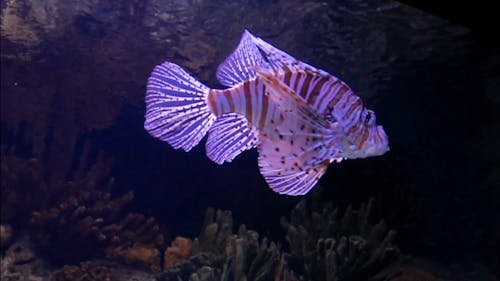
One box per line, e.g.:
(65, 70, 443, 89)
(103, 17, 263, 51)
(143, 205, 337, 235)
(144, 30, 389, 196)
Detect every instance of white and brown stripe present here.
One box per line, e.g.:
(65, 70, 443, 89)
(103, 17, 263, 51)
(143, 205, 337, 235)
(279, 70, 368, 148)
(207, 70, 368, 147)
(208, 78, 276, 132)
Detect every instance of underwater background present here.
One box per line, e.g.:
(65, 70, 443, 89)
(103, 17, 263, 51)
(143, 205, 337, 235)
(1, 0, 499, 280)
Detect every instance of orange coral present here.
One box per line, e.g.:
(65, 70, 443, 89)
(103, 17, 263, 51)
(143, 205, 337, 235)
(164, 237, 193, 269)
(105, 243, 162, 273)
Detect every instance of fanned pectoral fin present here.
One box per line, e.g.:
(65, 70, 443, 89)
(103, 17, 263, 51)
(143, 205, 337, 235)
(258, 156, 328, 196)
(206, 113, 258, 164)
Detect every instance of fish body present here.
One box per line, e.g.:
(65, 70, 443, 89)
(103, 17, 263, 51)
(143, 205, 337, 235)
(144, 30, 389, 195)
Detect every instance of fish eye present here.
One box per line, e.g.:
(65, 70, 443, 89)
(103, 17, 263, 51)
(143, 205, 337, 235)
(364, 112, 371, 122)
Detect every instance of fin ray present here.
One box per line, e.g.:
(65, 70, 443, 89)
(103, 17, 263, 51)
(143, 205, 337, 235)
(258, 156, 328, 195)
(206, 113, 258, 164)
(216, 30, 270, 86)
(145, 62, 216, 151)
(247, 31, 330, 76)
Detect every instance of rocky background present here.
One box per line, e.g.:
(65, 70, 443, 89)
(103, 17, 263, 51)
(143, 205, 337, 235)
(1, 0, 499, 279)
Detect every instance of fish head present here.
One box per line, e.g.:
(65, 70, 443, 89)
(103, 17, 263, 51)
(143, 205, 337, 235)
(344, 109, 390, 159)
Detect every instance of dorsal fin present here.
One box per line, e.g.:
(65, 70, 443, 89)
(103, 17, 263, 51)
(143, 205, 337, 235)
(248, 31, 331, 76)
(216, 30, 271, 86)
(216, 30, 330, 87)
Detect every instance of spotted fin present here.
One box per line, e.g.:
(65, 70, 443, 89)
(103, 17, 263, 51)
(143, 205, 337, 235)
(258, 155, 329, 195)
(206, 113, 258, 164)
(257, 126, 339, 172)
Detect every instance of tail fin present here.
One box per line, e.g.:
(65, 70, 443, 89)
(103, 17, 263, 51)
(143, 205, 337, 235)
(144, 62, 216, 151)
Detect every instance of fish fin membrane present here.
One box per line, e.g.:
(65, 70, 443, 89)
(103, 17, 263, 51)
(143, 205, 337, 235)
(216, 30, 271, 87)
(217, 29, 332, 87)
(247, 30, 331, 76)
(144, 61, 216, 152)
(258, 156, 328, 196)
(206, 113, 258, 164)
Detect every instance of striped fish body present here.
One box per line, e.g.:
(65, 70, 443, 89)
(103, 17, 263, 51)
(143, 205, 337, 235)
(144, 30, 389, 196)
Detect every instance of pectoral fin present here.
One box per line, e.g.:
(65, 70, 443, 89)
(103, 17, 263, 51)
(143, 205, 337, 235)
(258, 155, 329, 196)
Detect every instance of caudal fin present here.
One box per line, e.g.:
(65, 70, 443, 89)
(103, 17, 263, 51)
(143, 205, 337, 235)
(144, 62, 216, 151)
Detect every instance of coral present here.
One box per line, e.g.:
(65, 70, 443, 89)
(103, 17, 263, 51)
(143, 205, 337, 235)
(51, 261, 117, 281)
(1, 155, 55, 225)
(105, 242, 162, 272)
(158, 199, 401, 281)
(191, 208, 234, 261)
(164, 237, 193, 269)
(0, 147, 113, 226)
(158, 208, 282, 281)
(280, 198, 401, 281)
(1, 153, 165, 271)
(28, 174, 164, 271)
(274, 256, 301, 281)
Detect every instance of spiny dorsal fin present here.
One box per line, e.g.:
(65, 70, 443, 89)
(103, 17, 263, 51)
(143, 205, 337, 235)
(216, 30, 270, 86)
(248, 31, 331, 76)
(216, 30, 330, 87)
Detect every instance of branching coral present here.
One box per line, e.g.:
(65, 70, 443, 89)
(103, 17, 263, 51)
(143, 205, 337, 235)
(157, 196, 401, 281)
(30, 187, 164, 271)
(1, 153, 165, 272)
(27, 170, 164, 271)
(280, 198, 400, 281)
(1, 148, 402, 279)
(0, 146, 115, 226)
(191, 208, 234, 261)
(1, 155, 56, 225)
(158, 208, 282, 281)
(164, 237, 193, 269)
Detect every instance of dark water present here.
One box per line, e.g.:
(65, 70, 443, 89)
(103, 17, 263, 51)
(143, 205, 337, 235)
(1, 0, 498, 279)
